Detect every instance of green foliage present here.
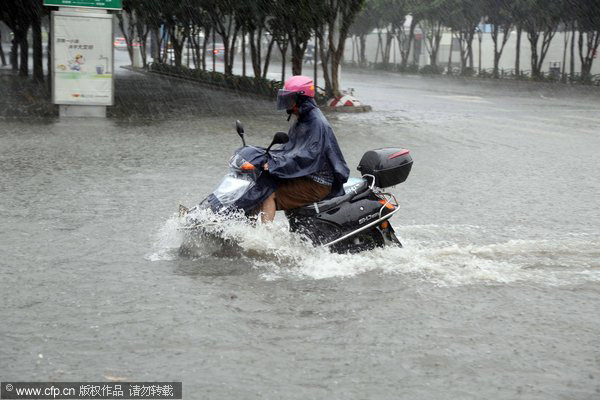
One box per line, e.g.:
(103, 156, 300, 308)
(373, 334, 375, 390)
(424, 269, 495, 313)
(419, 64, 443, 74)
(401, 63, 420, 73)
(350, 0, 380, 37)
(567, 0, 600, 32)
(150, 62, 283, 98)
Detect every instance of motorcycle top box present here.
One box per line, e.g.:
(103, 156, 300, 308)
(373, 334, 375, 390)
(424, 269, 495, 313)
(357, 148, 413, 188)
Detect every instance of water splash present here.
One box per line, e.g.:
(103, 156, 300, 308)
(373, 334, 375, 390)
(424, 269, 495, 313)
(149, 213, 600, 286)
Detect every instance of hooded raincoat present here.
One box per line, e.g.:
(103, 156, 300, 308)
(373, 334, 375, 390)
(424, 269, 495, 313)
(268, 98, 350, 198)
(204, 99, 349, 215)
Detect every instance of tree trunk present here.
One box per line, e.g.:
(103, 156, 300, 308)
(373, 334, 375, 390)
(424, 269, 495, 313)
(225, 26, 239, 75)
(569, 23, 575, 80)
(529, 31, 540, 78)
(313, 35, 318, 89)
(241, 30, 246, 77)
(476, 33, 482, 74)
(423, 21, 442, 68)
(249, 30, 262, 78)
(317, 31, 332, 96)
(47, 21, 51, 91)
(11, 37, 19, 71)
(359, 34, 366, 66)
(374, 30, 382, 64)
(400, 18, 417, 69)
(579, 31, 600, 82)
(329, 17, 350, 98)
(492, 25, 499, 77)
(186, 38, 190, 67)
(469, 40, 474, 70)
(515, 26, 521, 76)
(151, 28, 161, 62)
(134, 17, 149, 68)
(215, 17, 239, 76)
(261, 35, 275, 79)
(189, 27, 200, 68)
(281, 45, 287, 82)
(383, 28, 394, 66)
(447, 30, 454, 74)
(170, 25, 184, 68)
(0, 30, 6, 66)
(32, 15, 44, 82)
(161, 29, 169, 63)
(201, 28, 209, 71)
(491, 24, 511, 78)
(290, 41, 306, 75)
(212, 33, 215, 71)
(19, 32, 29, 77)
(525, 29, 556, 79)
(331, 50, 341, 96)
(457, 32, 467, 71)
(561, 29, 569, 82)
(117, 12, 134, 64)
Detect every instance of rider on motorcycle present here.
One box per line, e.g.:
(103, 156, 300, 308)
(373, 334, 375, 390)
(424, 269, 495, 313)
(260, 75, 350, 223)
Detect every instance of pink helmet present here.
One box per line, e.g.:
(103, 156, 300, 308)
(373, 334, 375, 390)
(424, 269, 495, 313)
(276, 75, 315, 110)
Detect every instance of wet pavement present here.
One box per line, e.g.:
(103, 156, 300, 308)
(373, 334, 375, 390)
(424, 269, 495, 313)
(1, 60, 599, 399)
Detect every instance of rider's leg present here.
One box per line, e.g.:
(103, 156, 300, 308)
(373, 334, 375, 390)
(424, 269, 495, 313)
(260, 193, 276, 223)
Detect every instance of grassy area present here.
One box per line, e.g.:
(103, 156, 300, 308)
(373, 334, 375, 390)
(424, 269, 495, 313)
(0, 71, 55, 118)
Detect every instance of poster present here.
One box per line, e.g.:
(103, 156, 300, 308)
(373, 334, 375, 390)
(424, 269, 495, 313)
(52, 11, 113, 105)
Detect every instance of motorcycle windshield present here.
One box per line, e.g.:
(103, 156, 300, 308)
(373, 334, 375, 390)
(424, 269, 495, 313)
(212, 172, 255, 208)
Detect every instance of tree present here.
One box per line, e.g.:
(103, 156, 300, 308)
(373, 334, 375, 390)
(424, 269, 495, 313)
(237, 0, 275, 79)
(186, 4, 211, 71)
(349, 0, 380, 66)
(30, 0, 45, 82)
(317, 0, 365, 97)
(401, 0, 423, 69)
(0, 29, 6, 66)
(443, 0, 482, 74)
(273, 0, 317, 76)
(0, 4, 7, 67)
(205, 0, 240, 75)
(268, 15, 290, 82)
(416, 0, 445, 69)
(514, 0, 563, 79)
(483, 0, 513, 78)
(2, 0, 35, 76)
(571, 0, 600, 82)
(378, 0, 408, 66)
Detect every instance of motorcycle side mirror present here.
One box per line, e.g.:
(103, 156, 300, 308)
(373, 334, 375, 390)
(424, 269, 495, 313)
(235, 120, 244, 134)
(266, 132, 289, 155)
(235, 120, 246, 146)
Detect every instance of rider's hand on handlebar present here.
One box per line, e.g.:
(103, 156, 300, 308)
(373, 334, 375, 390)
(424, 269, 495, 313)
(263, 163, 269, 171)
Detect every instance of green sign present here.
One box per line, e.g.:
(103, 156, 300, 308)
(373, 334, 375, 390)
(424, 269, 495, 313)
(44, 0, 122, 10)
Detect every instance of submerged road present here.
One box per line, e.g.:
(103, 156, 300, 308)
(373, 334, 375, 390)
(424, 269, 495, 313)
(1, 61, 599, 399)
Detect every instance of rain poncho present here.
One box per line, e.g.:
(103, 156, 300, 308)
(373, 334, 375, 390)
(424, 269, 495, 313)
(268, 98, 350, 198)
(203, 98, 349, 215)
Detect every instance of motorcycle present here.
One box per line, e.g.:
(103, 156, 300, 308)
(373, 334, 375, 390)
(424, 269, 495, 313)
(179, 121, 413, 254)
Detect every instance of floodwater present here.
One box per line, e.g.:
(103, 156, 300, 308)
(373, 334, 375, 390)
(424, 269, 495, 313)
(1, 66, 599, 399)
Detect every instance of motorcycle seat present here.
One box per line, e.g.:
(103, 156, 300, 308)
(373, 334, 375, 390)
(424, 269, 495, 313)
(289, 179, 370, 216)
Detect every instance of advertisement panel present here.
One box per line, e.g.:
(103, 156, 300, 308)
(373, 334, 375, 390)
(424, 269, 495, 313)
(52, 11, 114, 105)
